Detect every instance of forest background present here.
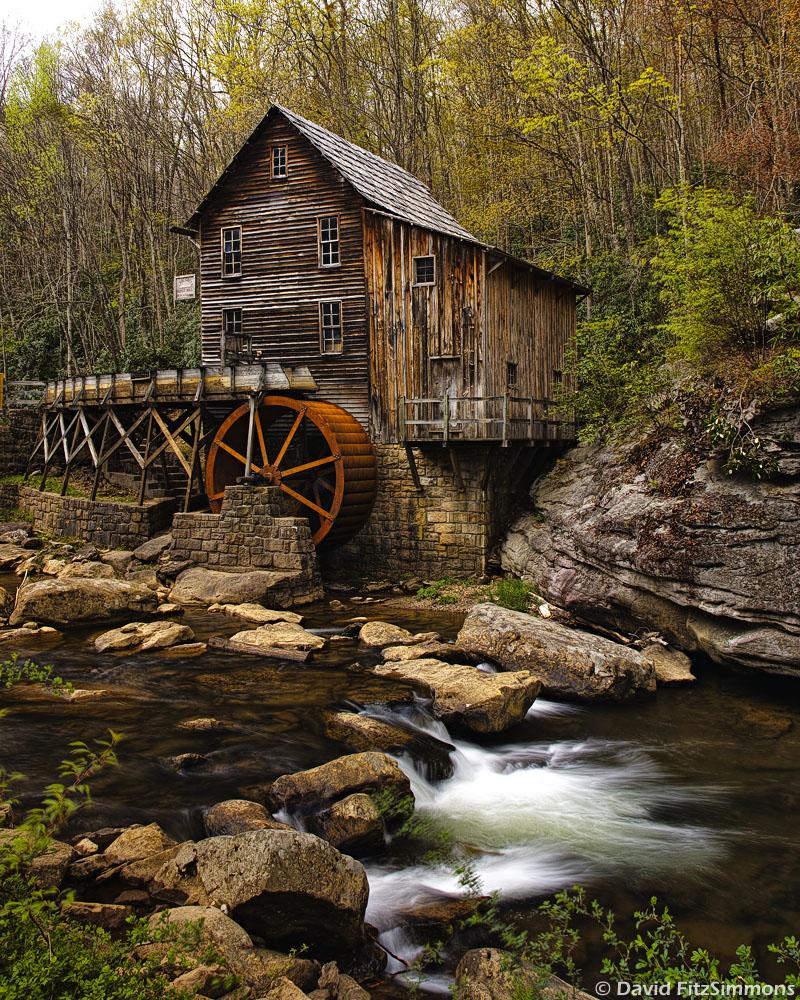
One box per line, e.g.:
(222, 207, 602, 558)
(2, 0, 800, 438)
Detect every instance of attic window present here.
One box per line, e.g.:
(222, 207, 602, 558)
(318, 216, 340, 267)
(221, 226, 242, 277)
(413, 255, 436, 286)
(271, 145, 288, 179)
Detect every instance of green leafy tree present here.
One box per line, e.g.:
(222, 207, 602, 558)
(654, 187, 800, 363)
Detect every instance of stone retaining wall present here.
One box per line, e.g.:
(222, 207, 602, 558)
(171, 485, 322, 602)
(325, 443, 553, 580)
(0, 409, 38, 476)
(19, 486, 176, 548)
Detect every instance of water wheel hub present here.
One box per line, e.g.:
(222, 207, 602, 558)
(205, 396, 377, 547)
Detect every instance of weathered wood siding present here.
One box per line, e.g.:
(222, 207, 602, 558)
(364, 211, 576, 442)
(198, 118, 369, 426)
(484, 262, 576, 399)
(364, 212, 485, 441)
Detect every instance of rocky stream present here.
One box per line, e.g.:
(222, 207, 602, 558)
(1, 521, 799, 997)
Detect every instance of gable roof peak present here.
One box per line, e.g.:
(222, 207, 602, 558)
(189, 103, 476, 243)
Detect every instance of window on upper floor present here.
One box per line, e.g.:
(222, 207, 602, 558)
(506, 361, 518, 387)
(319, 300, 343, 354)
(318, 216, 340, 267)
(271, 145, 288, 179)
(413, 255, 436, 286)
(221, 226, 242, 277)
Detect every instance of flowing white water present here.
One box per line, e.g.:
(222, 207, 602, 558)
(362, 699, 725, 988)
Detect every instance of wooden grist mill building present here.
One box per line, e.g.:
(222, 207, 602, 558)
(31, 105, 586, 577)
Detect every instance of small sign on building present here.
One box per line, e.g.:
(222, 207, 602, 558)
(174, 274, 196, 302)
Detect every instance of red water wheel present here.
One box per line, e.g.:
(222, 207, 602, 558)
(205, 396, 377, 547)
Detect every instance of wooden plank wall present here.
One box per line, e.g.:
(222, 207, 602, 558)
(198, 119, 370, 426)
(364, 212, 575, 442)
(484, 264, 576, 400)
(364, 213, 484, 441)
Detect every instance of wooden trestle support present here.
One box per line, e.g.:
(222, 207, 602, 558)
(26, 368, 378, 547)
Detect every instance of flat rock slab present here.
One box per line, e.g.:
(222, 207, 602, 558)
(94, 620, 194, 653)
(169, 567, 299, 607)
(368, 658, 541, 733)
(0, 544, 32, 570)
(359, 620, 438, 648)
(10, 577, 158, 626)
(322, 710, 454, 779)
(643, 643, 696, 686)
(229, 622, 325, 652)
(457, 603, 656, 702)
(209, 602, 304, 625)
(268, 751, 411, 815)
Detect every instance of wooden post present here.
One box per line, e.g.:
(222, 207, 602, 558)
(91, 412, 110, 501)
(398, 396, 406, 441)
(528, 397, 534, 441)
(502, 392, 509, 447)
(183, 411, 202, 512)
(60, 412, 83, 496)
(244, 395, 256, 478)
(442, 394, 450, 446)
(138, 409, 154, 505)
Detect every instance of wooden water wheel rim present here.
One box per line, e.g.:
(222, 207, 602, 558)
(204, 396, 376, 547)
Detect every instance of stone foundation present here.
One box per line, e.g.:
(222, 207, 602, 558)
(19, 486, 176, 548)
(171, 485, 322, 603)
(327, 443, 554, 580)
(0, 409, 38, 476)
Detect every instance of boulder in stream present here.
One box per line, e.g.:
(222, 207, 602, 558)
(204, 799, 293, 836)
(456, 603, 656, 702)
(0, 543, 33, 570)
(229, 621, 325, 652)
(209, 602, 304, 624)
(94, 619, 194, 653)
(358, 620, 438, 648)
(169, 567, 300, 607)
(192, 828, 370, 955)
(267, 752, 411, 815)
(132, 533, 173, 563)
(321, 710, 454, 780)
(59, 560, 117, 580)
(308, 793, 384, 856)
(644, 643, 696, 686)
(456, 947, 594, 1000)
(10, 577, 158, 626)
(367, 658, 541, 733)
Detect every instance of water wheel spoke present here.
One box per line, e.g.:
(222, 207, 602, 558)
(254, 409, 269, 467)
(216, 439, 248, 466)
(281, 454, 338, 478)
(280, 482, 334, 521)
(318, 477, 336, 495)
(273, 408, 306, 469)
(209, 490, 225, 501)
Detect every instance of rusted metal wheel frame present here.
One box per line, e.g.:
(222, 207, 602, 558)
(204, 395, 376, 547)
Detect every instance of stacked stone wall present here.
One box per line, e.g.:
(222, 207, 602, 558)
(326, 443, 551, 581)
(171, 485, 322, 602)
(18, 486, 175, 548)
(0, 409, 39, 476)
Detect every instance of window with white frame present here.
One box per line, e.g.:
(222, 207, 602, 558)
(272, 145, 288, 179)
(413, 254, 436, 286)
(319, 301, 343, 353)
(318, 216, 340, 267)
(221, 226, 242, 277)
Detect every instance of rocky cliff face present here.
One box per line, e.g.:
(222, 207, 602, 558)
(500, 405, 800, 676)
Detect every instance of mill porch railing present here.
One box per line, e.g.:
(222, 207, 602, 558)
(399, 394, 577, 445)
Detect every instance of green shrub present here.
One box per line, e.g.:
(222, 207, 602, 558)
(415, 577, 460, 605)
(488, 578, 535, 612)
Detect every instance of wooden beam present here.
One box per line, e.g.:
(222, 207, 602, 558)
(150, 407, 193, 477)
(403, 444, 423, 494)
